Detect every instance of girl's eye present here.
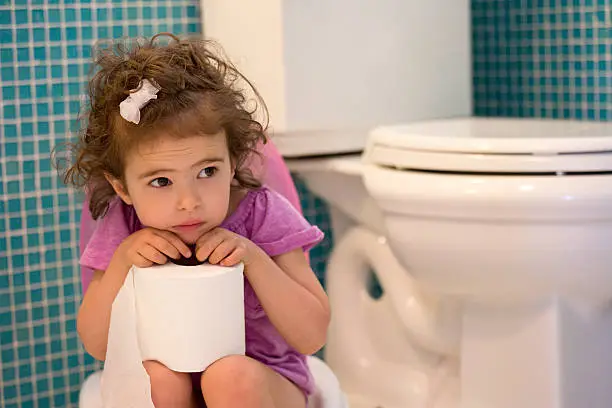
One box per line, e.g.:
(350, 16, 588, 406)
(199, 167, 217, 178)
(150, 177, 171, 188)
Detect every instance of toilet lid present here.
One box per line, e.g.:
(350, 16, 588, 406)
(365, 118, 612, 173)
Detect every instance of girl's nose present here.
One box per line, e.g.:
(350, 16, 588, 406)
(177, 187, 202, 211)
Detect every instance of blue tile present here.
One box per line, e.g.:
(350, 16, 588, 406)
(33, 46, 46, 60)
(18, 85, 31, 99)
(3, 105, 16, 120)
(172, 23, 185, 34)
(81, 26, 93, 40)
(50, 46, 63, 60)
(14, 9, 28, 24)
(51, 83, 63, 97)
(15, 310, 27, 324)
(97, 26, 109, 38)
(112, 26, 124, 38)
(20, 104, 33, 118)
(127, 7, 138, 19)
(66, 27, 77, 41)
(67, 45, 79, 58)
(142, 24, 153, 36)
(0, 9, 11, 24)
(22, 141, 33, 155)
(81, 45, 92, 58)
(4, 386, 17, 400)
(51, 65, 63, 78)
(2, 86, 15, 100)
(20, 122, 33, 137)
(68, 83, 81, 96)
(35, 84, 48, 98)
(96, 8, 108, 21)
(36, 103, 49, 117)
(16, 28, 29, 42)
(0, 29, 13, 44)
(49, 27, 62, 41)
(34, 66, 46, 80)
(31, 9, 45, 23)
(4, 124, 17, 138)
(67, 64, 79, 77)
(65, 8, 77, 22)
(32, 27, 45, 41)
(18, 66, 30, 80)
(1, 67, 14, 81)
(0, 48, 12, 63)
(6, 161, 18, 175)
(69, 100, 80, 114)
(80, 8, 92, 21)
(48, 8, 61, 23)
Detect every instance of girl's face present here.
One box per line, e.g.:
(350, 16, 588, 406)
(107, 131, 235, 244)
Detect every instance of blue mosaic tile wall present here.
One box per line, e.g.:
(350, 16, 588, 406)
(0, 2, 200, 407)
(472, 0, 612, 120)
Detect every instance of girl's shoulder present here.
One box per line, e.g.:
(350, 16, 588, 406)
(80, 197, 142, 272)
(222, 186, 324, 257)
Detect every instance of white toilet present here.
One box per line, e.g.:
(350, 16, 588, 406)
(283, 117, 612, 408)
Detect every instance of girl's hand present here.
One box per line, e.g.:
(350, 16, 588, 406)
(194, 228, 254, 266)
(116, 227, 192, 268)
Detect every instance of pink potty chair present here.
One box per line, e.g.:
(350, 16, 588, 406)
(77, 140, 347, 408)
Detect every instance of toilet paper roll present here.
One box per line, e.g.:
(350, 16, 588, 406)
(100, 262, 245, 408)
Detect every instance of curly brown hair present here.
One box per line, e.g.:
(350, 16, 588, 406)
(57, 33, 268, 220)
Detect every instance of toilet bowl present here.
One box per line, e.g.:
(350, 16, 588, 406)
(285, 153, 460, 408)
(285, 117, 612, 408)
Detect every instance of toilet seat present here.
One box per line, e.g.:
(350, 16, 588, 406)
(365, 118, 612, 174)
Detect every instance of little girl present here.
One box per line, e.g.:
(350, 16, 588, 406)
(61, 33, 330, 408)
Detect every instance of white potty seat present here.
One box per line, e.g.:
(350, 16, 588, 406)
(79, 356, 347, 408)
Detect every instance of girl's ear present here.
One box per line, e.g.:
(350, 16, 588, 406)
(230, 158, 236, 179)
(104, 173, 133, 205)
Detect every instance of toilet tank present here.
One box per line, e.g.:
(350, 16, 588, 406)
(201, 0, 471, 151)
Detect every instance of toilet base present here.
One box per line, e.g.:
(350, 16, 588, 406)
(462, 297, 612, 408)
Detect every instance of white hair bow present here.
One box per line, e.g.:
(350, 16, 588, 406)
(119, 79, 161, 124)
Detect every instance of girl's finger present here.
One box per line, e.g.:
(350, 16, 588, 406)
(195, 229, 227, 261)
(219, 247, 246, 267)
(132, 253, 154, 268)
(150, 234, 181, 259)
(207, 239, 238, 264)
(155, 230, 192, 258)
(138, 243, 168, 265)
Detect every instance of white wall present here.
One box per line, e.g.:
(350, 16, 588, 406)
(201, 1, 471, 140)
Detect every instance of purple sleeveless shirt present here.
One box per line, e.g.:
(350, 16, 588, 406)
(80, 187, 324, 396)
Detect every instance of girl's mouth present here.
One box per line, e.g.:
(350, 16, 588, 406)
(174, 222, 204, 232)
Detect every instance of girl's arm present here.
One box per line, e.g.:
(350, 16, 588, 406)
(77, 255, 132, 361)
(244, 245, 331, 355)
(77, 228, 191, 360)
